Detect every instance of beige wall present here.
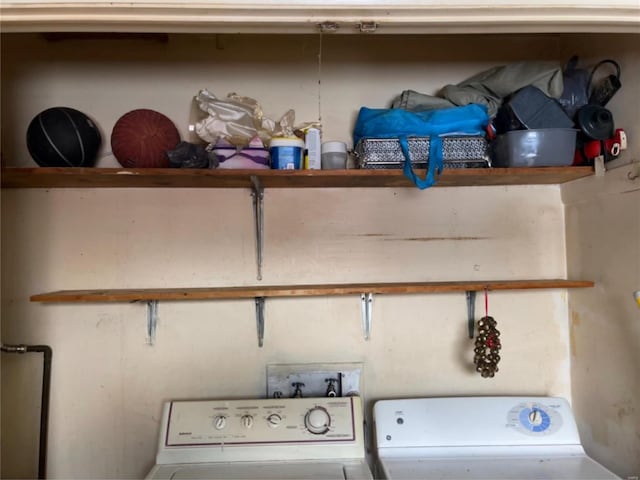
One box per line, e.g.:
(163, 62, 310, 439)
(2, 186, 571, 478)
(1, 32, 637, 478)
(563, 166, 640, 478)
(559, 33, 640, 478)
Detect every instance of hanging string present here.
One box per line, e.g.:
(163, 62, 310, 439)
(317, 29, 323, 125)
(484, 287, 489, 317)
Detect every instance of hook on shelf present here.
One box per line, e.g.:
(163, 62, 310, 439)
(466, 291, 476, 339)
(255, 297, 265, 348)
(250, 176, 265, 281)
(361, 293, 374, 340)
(147, 300, 159, 345)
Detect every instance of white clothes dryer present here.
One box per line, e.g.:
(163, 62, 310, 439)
(373, 396, 619, 480)
(146, 396, 372, 479)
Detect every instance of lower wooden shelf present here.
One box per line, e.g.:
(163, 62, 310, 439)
(31, 279, 593, 346)
(31, 279, 594, 303)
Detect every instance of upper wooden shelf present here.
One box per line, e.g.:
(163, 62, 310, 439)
(1, 167, 593, 189)
(31, 279, 594, 303)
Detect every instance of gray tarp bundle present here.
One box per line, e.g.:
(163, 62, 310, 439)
(391, 61, 564, 116)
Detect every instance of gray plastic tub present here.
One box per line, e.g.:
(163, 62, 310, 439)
(491, 128, 577, 167)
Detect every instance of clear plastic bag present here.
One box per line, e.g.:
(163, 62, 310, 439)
(193, 90, 296, 147)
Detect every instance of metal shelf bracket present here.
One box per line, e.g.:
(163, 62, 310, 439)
(361, 293, 374, 340)
(255, 297, 265, 348)
(147, 300, 159, 345)
(466, 291, 476, 339)
(250, 175, 264, 281)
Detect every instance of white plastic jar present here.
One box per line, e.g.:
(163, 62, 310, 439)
(321, 141, 348, 169)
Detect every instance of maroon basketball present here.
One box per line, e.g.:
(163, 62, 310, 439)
(111, 109, 180, 168)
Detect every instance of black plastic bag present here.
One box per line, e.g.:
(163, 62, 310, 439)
(557, 56, 591, 120)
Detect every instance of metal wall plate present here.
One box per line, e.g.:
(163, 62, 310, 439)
(266, 362, 363, 399)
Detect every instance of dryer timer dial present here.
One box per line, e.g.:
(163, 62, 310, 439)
(304, 407, 331, 434)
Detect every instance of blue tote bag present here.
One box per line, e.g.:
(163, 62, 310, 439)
(353, 104, 489, 189)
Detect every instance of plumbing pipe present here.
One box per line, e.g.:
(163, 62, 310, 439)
(1, 343, 52, 480)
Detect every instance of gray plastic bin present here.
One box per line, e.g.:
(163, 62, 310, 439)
(492, 128, 577, 167)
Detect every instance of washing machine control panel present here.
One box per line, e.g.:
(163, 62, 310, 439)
(374, 396, 581, 448)
(507, 401, 563, 436)
(165, 397, 357, 447)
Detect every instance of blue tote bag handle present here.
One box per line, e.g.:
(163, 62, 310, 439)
(399, 136, 443, 190)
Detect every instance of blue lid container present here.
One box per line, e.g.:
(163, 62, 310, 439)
(269, 137, 304, 170)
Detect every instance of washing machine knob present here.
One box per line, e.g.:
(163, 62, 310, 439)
(241, 414, 254, 429)
(304, 407, 330, 434)
(529, 409, 542, 426)
(213, 415, 227, 430)
(266, 413, 282, 428)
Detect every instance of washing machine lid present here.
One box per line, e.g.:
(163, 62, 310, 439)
(378, 454, 620, 480)
(147, 459, 372, 479)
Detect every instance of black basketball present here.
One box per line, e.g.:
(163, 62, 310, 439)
(26, 107, 102, 167)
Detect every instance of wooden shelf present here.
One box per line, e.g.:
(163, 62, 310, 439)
(31, 279, 594, 303)
(1, 167, 593, 189)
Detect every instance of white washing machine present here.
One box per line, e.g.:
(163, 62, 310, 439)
(373, 396, 620, 480)
(146, 396, 372, 479)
